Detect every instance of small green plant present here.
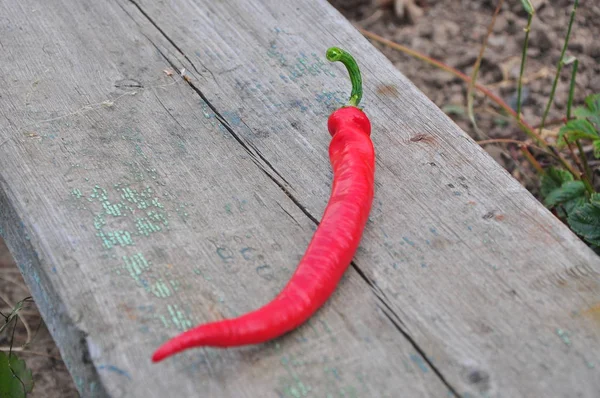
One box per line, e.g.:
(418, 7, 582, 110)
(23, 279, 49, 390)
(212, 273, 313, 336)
(0, 352, 34, 398)
(0, 297, 34, 397)
(543, 93, 600, 250)
(361, 0, 600, 252)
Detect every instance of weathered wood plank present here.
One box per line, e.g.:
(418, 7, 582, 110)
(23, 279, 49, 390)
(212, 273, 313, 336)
(112, 0, 600, 396)
(1, 0, 599, 397)
(0, 0, 449, 397)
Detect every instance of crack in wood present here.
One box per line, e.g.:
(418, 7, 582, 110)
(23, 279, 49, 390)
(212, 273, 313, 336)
(350, 260, 460, 395)
(145, 37, 308, 224)
(152, 91, 184, 129)
(276, 202, 302, 227)
(123, 3, 461, 394)
(379, 305, 461, 397)
(245, 138, 292, 187)
(127, 0, 201, 75)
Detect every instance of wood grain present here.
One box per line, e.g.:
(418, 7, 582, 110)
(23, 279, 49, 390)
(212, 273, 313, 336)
(0, 0, 599, 397)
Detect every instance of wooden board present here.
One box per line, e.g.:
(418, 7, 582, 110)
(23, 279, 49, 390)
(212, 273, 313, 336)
(0, 0, 599, 396)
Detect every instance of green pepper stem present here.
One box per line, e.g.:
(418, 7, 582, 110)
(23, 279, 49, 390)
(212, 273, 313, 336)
(326, 47, 363, 107)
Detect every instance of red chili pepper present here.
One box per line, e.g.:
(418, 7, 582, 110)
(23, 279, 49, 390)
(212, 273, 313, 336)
(152, 47, 375, 362)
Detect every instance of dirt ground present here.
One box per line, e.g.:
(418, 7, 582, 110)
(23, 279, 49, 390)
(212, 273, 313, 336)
(331, 0, 600, 194)
(1, 1, 599, 396)
(0, 237, 79, 396)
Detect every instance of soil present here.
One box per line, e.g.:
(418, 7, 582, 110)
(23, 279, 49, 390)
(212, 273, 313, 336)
(330, 0, 600, 194)
(0, 237, 78, 396)
(1, 1, 599, 397)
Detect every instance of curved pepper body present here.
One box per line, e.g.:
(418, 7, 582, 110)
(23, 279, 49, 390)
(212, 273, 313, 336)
(152, 106, 374, 362)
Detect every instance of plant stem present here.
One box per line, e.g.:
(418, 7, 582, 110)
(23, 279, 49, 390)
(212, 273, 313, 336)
(533, 117, 568, 128)
(576, 141, 592, 187)
(567, 59, 578, 120)
(566, 140, 584, 175)
(538, 0, 579, 133)
(477, 138, 555, 157)
(521, 145, 545, 174)
(467, 0, 504, 139)
(566, 58, 593, 189)
(326, 47, 363, 107)
(582, 176, 595, 195)
(517, 12, 534, 121)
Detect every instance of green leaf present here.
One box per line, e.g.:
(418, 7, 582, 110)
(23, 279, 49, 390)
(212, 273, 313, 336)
(520, 0, 535, 14)
(0, 352, 34, 398)
(543, 180, 586, 208)
(585, 93, 600, 109)
(563, 195, 587, 216)
(593, 140, 600, 159)
(573, 93, 600, 128)
(557, 119, 598, 147)
(568, 203, 600, 246)
(590, 192, 600, 207)
(540, 167, 574, 198)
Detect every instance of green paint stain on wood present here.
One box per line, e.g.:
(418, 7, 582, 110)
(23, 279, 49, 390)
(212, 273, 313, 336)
(122, 252, 150, 282)
(120, 186, 156, 209)
(72, 188, 83, 199)
(151, 198, 164, 209)
(69, 162, 198, 339)
(98, 230, 134, 249)
(167, 304, 193, 331)
(585, 360, 595, 369)
(217, 247, 234, 262)
(176, 203, 189, 222)
(148, 210, 168, 224)
(93, 214, 106, 230)
(240, 247, 253, 260)
(80, 184, 169, 245)
(135, 217, 162, 236)
(151, 280, 171, 298)
(556, 328, 572, 346)
(135, 210, 168, 236)
(158, 314, 169, 328)
(134, 144, 147, 159)
(280, 354, 312, 398)
(267, 45, 335, 82)
(102, 200, 125, 217)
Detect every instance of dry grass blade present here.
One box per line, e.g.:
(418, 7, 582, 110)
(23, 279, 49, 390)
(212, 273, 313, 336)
(0, 290, 33, 351)
(477, 138, 555, 157)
